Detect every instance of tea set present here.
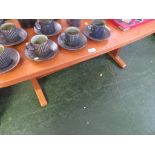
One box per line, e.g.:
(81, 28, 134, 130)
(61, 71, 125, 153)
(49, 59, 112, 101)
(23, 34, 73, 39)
(0, 44, 20, 73)
(34, 19, 62, 36)
(0, 22, 27, 46)
(0, 19, 111, 74)
(25, 34, 58, 61)
(58, 27, 87, 50)
(83, 19, 111, 41)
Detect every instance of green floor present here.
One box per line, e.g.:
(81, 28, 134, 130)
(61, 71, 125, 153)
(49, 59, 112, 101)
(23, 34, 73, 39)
(1, 35, 155, 134)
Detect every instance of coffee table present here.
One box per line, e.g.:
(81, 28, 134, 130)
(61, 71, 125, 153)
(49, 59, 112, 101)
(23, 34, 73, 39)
(0, 19, 155, 107)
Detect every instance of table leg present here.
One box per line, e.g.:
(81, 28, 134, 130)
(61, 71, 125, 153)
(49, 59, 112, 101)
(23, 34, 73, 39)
(108, 48, 127, 69)
(31, 78, 48, 107)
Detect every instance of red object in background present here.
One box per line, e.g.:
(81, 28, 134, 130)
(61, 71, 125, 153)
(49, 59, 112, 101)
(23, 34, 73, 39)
(110, 19, 154, 31)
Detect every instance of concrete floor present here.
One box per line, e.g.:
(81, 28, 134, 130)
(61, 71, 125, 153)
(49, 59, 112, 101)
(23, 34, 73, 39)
(0, 35, 155, 134)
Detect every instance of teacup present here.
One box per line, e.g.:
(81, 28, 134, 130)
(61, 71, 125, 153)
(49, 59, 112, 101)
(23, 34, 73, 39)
(0, 44, 12, 69)
(18, 19, 37, 28)
(35, 19, 55, 35)
(64, 27, 81, 47)
(88, 19, 106, 39)
(0, 22, 20, 42)
(67, 19, 81, 27)
(26, 35, 52, 57)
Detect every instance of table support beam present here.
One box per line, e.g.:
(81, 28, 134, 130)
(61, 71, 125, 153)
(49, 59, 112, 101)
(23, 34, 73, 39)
(31, 78, 48, 107)
(108, 48, 127, 69)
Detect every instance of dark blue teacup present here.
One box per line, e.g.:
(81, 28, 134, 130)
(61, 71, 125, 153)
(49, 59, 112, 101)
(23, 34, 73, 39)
(0, 44, 12, 69)
(67, 19, 81, 27)
(88, 19, 106, 39)
(26, 35, 52, 57)
(64, 27, 81, 47)
(35, 19, 55, 35)
(0, 23, 20, 43)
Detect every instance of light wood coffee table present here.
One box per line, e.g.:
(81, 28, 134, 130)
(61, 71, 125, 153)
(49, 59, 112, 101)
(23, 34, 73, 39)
(0, 19, 155, 107)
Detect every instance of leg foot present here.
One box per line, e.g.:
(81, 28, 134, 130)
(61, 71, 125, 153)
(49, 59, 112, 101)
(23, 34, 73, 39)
(108, 49, 127, 69)
(31, 79, 48, 107)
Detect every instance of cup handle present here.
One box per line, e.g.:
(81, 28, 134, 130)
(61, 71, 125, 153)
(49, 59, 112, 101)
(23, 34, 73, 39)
(35, 22, 41, 30)
(61, 33, 67, 42)
(26, 42, 35, 51)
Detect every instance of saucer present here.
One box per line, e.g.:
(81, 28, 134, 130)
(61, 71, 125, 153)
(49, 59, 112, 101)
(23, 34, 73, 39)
(83, 25, 111, 41)
(58, 33, 87, 51)
(0, 48, 20, 74)
(34, 22, 62, 37)
(25, 40, 58, 61)
(0, 28, 27, 46)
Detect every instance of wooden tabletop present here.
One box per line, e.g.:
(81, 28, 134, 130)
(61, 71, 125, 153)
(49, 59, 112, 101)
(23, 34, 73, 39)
(1, 19, 155, 88)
